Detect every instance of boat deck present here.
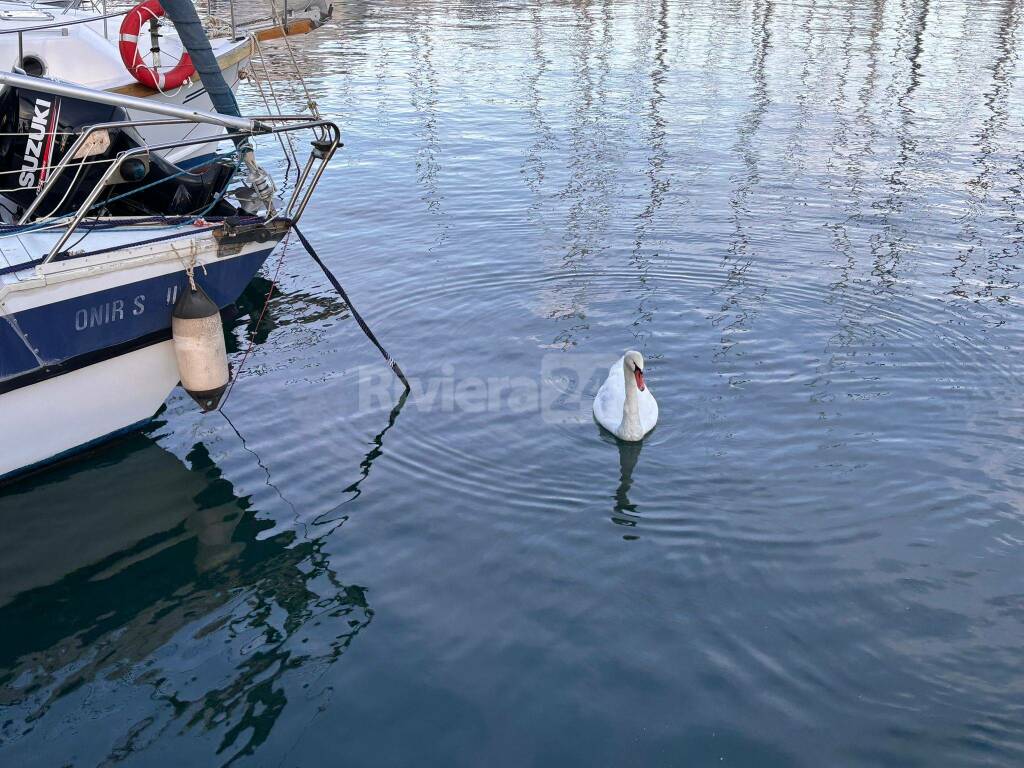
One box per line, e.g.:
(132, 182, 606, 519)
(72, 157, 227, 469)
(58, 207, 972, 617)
(0, 239, 34, 285)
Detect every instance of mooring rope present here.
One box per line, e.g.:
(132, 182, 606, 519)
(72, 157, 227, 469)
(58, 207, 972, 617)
(217, 231, 289, 410)
(293, 224, 411, 391)
(217, 225, 409, 412)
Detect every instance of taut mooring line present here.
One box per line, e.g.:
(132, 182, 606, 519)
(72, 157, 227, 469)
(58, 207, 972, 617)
(293, 224, 411, 392)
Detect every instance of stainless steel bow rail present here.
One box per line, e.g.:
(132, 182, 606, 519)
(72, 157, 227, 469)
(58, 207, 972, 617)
(0, 72, 408, 391)
(0, 71, 340, 262)
(0, 68, 263, 130)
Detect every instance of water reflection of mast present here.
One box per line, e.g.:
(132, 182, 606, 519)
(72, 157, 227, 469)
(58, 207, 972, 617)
(785, 0, 818, 165)
(872, 0, 930, 286)
(822, 0, 864, 296)
(541, 1, 619, 348)
(950, 0, 1021, 301)
(546, 0, 598, 348)
(629, 0, 670, 349)
(522, 3, 554, 200)
(408, 8, 448, 251)
(811, 1, 887, 413)
(713, 0, 772, 362)
(826, 0, 886, 298)
(814, 1, 931, 412)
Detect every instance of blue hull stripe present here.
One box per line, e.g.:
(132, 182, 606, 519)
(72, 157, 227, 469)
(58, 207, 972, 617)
(0, 247, 274, 382)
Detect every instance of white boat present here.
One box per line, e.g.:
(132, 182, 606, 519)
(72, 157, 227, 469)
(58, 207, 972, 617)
(0, 70, 339, 480)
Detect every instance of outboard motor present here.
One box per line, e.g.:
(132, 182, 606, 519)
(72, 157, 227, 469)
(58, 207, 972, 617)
(0, 85, 237, 220)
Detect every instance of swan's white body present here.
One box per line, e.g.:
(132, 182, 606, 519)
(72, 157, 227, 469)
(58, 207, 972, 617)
(593, 351, 658, 441)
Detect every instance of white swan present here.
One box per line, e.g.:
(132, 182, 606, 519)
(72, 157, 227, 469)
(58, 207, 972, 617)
(593, 350, 658, 441)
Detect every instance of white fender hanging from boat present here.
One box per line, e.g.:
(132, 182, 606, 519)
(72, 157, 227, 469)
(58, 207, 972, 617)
(171, 283, 229, 412)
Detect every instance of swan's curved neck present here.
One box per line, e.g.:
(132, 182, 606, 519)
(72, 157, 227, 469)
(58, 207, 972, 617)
(619, 360, 642, 440)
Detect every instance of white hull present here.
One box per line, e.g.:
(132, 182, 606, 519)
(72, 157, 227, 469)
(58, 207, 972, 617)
(0, 340, 179, 478)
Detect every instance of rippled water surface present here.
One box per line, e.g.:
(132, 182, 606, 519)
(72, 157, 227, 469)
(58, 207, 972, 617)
(4, 1, 1024, 765)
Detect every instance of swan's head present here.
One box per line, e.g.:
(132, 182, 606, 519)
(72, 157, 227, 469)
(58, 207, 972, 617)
(624, 350, 645, 391)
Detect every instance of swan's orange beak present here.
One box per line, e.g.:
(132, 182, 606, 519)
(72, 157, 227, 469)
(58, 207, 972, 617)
(634, 368, 645, 391)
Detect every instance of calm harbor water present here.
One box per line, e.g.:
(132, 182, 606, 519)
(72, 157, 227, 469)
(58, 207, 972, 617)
(4, 1, 1024, 765)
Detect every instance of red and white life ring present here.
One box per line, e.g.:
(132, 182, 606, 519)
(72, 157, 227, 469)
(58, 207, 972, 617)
(118, 0, 195, 90)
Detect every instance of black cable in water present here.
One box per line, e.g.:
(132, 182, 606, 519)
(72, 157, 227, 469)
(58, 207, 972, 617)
(293, 224, 411, 392)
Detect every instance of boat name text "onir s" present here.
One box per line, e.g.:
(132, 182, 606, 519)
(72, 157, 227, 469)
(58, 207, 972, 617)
(74, 295, 145, 331)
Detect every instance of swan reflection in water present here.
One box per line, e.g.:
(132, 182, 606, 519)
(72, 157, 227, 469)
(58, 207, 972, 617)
(0, 403, 401, 765)
(602, 430, 644, 538)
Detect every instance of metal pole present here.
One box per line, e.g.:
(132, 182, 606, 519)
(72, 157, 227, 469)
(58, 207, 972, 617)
(102, 0, 107, 40)
(45, 151, 145, 262)
(149, 17, 161, 69)
(0, 70, 260, 131)
(21, 117, 206, 224)
(229, 0, 236, 40)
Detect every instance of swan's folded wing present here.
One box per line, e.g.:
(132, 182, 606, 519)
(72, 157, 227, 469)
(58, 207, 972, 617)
(604, 358, 626, 396)
(607, 357, 625, 386)
(639, 389, 659, 434)
(593, 379, 621, 432)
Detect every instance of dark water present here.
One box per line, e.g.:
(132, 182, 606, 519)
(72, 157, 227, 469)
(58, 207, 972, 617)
(4, 1, 1024, 765)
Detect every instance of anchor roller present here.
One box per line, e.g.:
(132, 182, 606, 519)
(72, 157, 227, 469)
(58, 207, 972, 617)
(171, 283, 229, 411)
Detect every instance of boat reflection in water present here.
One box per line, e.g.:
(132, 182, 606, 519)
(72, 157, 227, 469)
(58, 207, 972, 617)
(0, 426, 371, 764)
